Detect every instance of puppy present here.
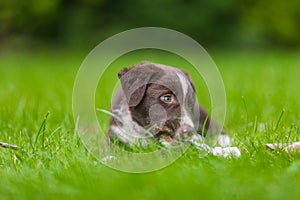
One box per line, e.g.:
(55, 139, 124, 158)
(108, 62, 231, 148)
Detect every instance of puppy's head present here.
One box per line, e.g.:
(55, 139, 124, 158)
(118, 62, 199, 142)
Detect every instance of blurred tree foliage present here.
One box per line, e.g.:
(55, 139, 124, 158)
(0, 0, 299, 48)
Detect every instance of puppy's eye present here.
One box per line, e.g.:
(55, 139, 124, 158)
(160, 94, 173, 103)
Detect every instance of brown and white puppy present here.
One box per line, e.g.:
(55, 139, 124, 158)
(108, 62, 230, 148)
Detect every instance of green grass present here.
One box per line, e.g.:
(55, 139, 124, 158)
(1, 49, 300, 199)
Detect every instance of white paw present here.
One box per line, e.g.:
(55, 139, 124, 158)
(212, 146, 241, 158)
(218, 134, 232, 147)
(101, 155, 118, 163)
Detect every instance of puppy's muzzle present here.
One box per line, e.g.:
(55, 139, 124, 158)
(174, 124, 194, 141)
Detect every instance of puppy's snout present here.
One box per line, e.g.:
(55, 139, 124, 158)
(174, 124, 194, 141)
(180, 125, 194, 134)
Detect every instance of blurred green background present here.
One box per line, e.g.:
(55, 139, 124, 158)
(1, 0, 300, 50)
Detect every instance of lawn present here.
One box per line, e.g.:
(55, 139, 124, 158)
(0, 49, 300, 199)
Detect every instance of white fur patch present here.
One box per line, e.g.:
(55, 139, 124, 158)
(176, 72, 195, 128)
(181, 108, 195, 128)
(111, 98, 153, 146)
(177, 72, 189, 97)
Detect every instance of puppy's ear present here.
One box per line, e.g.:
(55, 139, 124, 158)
(127, 85, 147, 107)
(117, 62, 151, 78)
(118, 68, 148, 106)
(180, 69, 196, 92)
(118, 63, 161, 107)
(118, 67, 132, 79)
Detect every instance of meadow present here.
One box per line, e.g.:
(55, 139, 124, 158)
(0, 49, 300, 199)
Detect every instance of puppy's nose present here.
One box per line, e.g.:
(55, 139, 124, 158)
(174, 124, 194, 141)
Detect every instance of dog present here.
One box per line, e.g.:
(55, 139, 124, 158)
(108, 62, 233, 149)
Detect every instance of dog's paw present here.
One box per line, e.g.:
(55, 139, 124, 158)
(101, 155, 118, 163)
(217, 134, 232, 147)
(212, 146, 241, 158)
